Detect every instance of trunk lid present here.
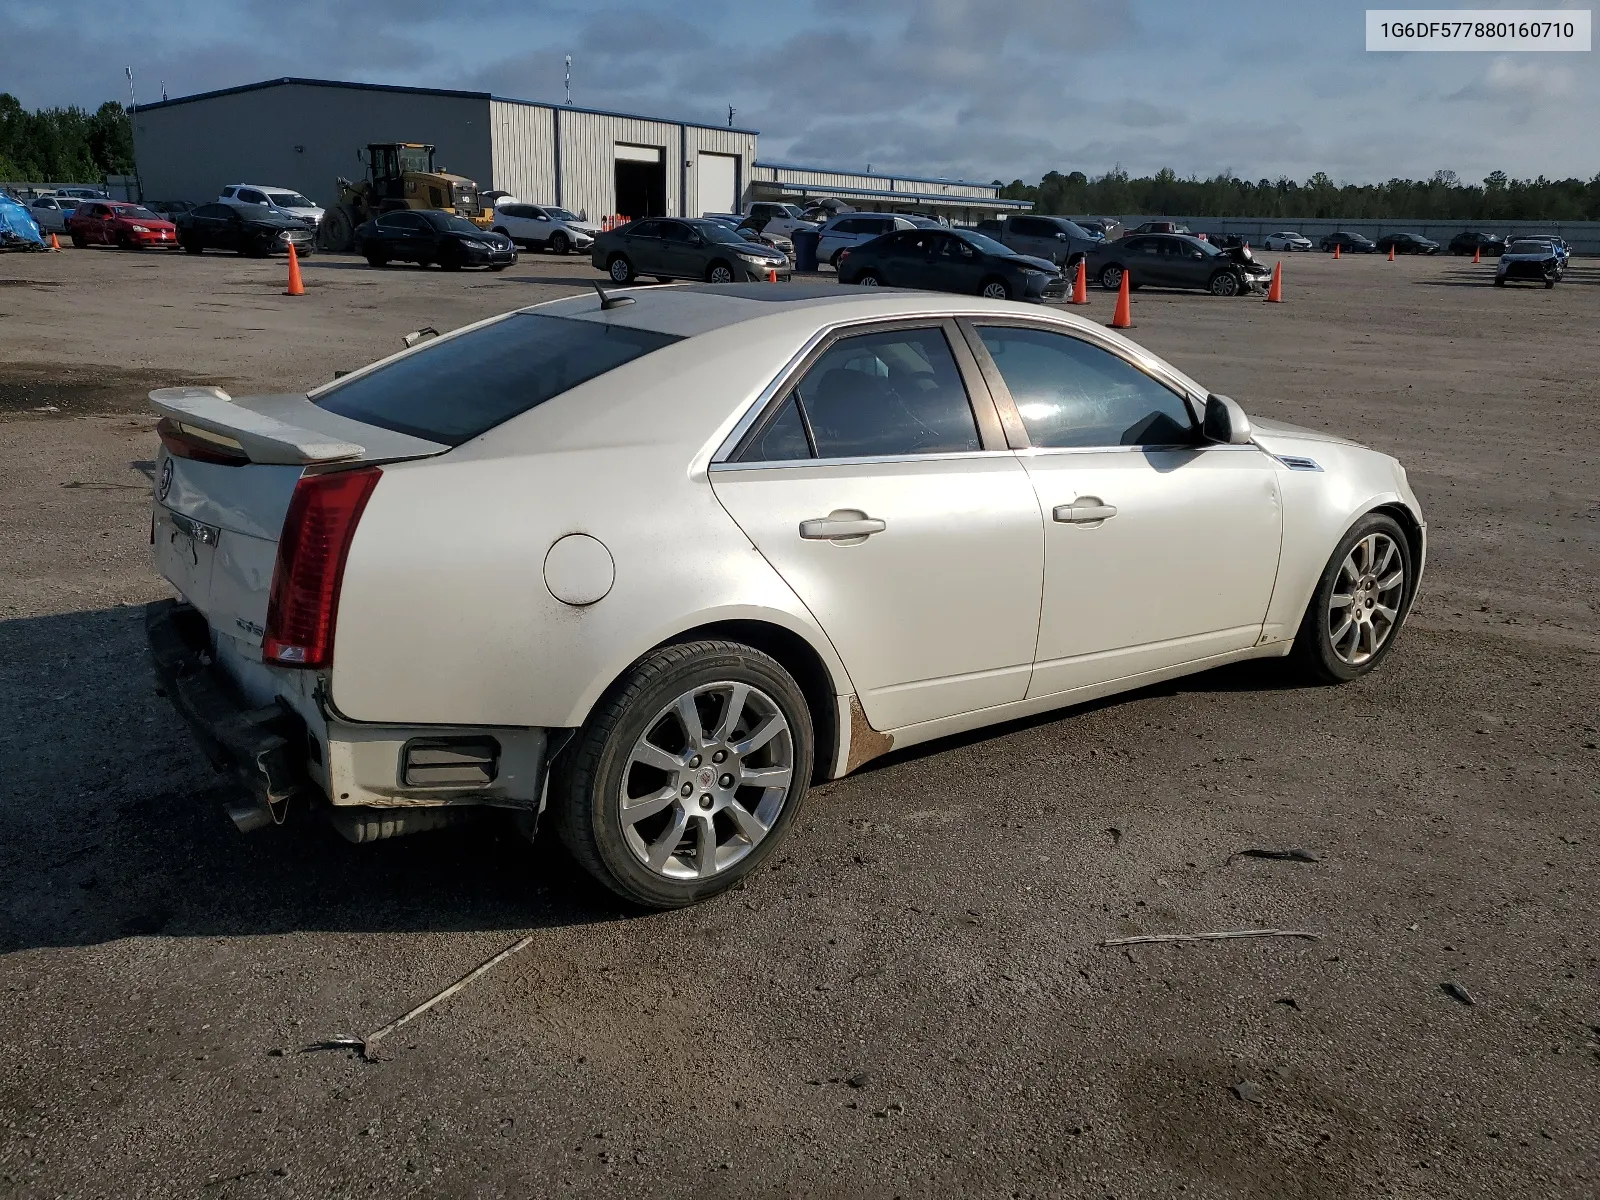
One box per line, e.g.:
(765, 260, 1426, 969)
(151, 387, 446, 650)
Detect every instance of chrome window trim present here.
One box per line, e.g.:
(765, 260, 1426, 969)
(710, 449, 1017, 473)
(1015, 442, 1262, 459)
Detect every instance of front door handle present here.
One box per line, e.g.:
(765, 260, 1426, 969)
(1053, 497, 1118, 527)
(799, 511, 886, 542)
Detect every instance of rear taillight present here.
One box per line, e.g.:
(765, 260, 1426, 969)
(263, 466, 381, 668)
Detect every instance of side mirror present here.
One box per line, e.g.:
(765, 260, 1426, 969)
(1203, 394, 1253, 446)
(689, 234, 704, 246)
(1056, 231, 1068, 240)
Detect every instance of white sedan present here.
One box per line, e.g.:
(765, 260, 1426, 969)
(145, 286, 1425, 908)
(1263, 232, 1314, 252)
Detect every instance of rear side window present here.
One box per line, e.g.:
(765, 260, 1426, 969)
(315, 313, 683, 446)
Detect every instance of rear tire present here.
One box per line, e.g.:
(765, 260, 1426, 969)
(1099, 264, 1123, 290)
(182, 238, 203, 255)
(550, 640, 814, 909)
(70, 232, 87, 248)
(608, 254, 635, 284)
(856, 269, 881, 287)
(1288, 512, 1414, 685)
(364, 247, 390, 268)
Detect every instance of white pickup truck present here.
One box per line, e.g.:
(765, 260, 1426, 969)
(705, 202, 818, 240)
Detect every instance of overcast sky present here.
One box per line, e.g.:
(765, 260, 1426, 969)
(3, 0, 1594, 185)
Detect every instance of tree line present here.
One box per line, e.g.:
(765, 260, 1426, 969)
(996, 167, 1600, 223)
(0, 94, 135, 184)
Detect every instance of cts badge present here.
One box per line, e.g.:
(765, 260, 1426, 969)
(157, 457, 173, 501)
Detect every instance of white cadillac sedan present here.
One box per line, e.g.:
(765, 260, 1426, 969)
(146, 283, 1424, 908)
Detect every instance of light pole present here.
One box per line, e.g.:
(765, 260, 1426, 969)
(123, 66, 143, 201)
(565, 56, 572, 105)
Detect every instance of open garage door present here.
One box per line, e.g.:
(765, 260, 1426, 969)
(697, 153, 738, 216)
(614, 144, 666, 221)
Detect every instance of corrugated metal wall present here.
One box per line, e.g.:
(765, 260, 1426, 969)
(755, 165, 868, 191)
(133, 83, 494, 209)
(560, 110, 680, 221)
(488, 100, 556, 203)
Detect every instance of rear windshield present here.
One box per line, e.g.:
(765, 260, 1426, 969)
(314, 312, 682, 445)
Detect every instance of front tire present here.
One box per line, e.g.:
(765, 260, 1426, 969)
(1209, 271, 1240, 297)
(608, 254, 635, 284)
(551, 640, 814, 909)
(550, 231, 570, 255)
(980, 277, 1011, 300)
(1289, 513, 1413, 684)
(706, 261, 735, 284)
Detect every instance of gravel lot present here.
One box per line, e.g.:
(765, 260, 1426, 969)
(1, 246, 1596, 1198)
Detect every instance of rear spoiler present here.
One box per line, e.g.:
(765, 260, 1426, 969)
(149, 387, 364, 465)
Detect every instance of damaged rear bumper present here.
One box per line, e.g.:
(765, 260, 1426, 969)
(145, 597, 310, 831)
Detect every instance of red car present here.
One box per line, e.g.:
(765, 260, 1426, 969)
(66, 201, 178, 250)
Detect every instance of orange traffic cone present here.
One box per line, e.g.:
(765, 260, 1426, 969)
(285, 242, 305, 296)
(49, 232, 62, 251)
(1108, 270, 1132, 329)
(1387, 245, 1395, 262)
(1333, 243, 1341, 260)
(1472, 246, 1481, 264)
(1266, 261, 1283, 303)
(767, 267, 778, 283)
(1069, 259, 1088, 304)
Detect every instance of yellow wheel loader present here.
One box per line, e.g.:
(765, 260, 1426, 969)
(318, 143, 495, 252)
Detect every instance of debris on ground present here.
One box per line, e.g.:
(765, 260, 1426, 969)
(846, 1071, 871, 1089)
(1107, 825, 1124, 845)
(1231, 847, 1321, 864)
(1100, 929, 1320, 948)
(1274, 997, 1301, 1011)
(1231, 1080, 1264, 1104)
(1442, 982, 1477, 1006)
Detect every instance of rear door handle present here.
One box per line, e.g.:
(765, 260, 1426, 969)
(1053, 498, 1118, 526)
(799, 512, 886, 541)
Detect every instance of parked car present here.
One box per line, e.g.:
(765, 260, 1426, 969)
(836, 227, 1066, 302)
(592, 217, 790, 284)
(1320, 231, 1377, 253)
(1447, 231, 1506, 257)
(1086, 233, 1271, 296)
(1519, 235, 1570, 269)
(146, 200, 198, 223)
(700, 215, 796, 261)
(490, 203, 601, 255)
(143, 286, 1425, 908)
(1374, 232, 1440, 256)
(1494, 238, 1563, 288)
(218, 184, 325, 226)
(28, 194, 70, 234)
(176, 203, 316, 257)
(983, 214, 1102, 269)
(354, 209, 516, 270)
(740, 202, 820, 239)
(1262, 232, 1314, 252)
(66, 201, 178, 249)
(55, 186, 107, 200)
(815, 212, 920, 267)
(1125, 221, 1192, 237)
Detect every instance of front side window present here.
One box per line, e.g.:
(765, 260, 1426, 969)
(238, 189, 267, 205)
(975, 325, 1195, 449)
(740, 327, 980, 462)
(316, 313, 682, 446)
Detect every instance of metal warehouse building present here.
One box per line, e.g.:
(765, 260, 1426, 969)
(131, 77, 1025, 224)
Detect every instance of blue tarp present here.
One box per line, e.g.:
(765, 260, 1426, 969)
(0, 194, 45, 247)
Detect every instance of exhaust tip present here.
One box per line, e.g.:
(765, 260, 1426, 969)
(226, 797, 276, 833)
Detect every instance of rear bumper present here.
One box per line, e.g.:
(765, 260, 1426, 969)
(146, 598, 310, 830)
(146, 598, 554, 837)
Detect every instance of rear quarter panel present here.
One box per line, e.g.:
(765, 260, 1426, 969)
(328, 322, 855, 729)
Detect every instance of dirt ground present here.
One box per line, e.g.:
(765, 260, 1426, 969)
(1, 246, 1596, 1199)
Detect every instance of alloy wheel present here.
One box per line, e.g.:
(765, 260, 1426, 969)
(1328, 532, 1405, 665)
(1100, 265, 1123, 289)
(982, 280, 1009, 299)
(708, 264, 734, 283)
(618, 681, 794, 880)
